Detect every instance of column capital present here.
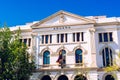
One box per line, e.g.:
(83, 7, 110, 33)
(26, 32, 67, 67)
(89, 28, 96, 33)
(31, 33, 38, 37)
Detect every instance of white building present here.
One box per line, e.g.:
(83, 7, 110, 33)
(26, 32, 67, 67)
(11, 10, 120, 80)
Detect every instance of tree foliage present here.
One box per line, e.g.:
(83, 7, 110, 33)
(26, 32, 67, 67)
(104, 53, 120, 72)
(0, 26, 35, 80)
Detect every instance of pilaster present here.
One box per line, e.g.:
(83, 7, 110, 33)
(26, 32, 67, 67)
(89, 28, 97, 67)
(31, 33, 41, 69)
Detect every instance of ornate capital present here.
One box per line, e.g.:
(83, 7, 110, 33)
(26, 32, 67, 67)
(31, 33, 38, 38)
(89, 28, 96, 33)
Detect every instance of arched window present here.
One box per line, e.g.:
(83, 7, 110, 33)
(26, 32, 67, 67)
(102, 47, 113, 67)
(75, 49, 83, 63)
(74, 74, 87, 80)
(41, 75, 51, 80)
(58, 75, 68, 80)
(105, 75, 115, 80)
(43, 50, 50, 64)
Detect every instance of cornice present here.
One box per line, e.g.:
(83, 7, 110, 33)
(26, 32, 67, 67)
(32, 23, 94, 29)
(95, 22, 120, 26)
(96, 28, 117, 32)
(31, 22, 120, 29)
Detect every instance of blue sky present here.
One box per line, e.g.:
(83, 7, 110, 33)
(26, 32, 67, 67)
(0, 0, 120, 26)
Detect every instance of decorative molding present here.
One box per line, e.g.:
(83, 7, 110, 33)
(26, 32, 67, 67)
(59, 13, 65, 23)
(95, 22, 120, 26)
(39, 41, 87, 46)
(31, 10, 95, 29)
(39, 47, 53, 56)
(32, 23, 94, 29)
(102, 72, 117, 80)
(31, 33, 38, 37)
(89, 28, 96, 33)
(73, 45, 86, 55)
(56, 45, 69, 55)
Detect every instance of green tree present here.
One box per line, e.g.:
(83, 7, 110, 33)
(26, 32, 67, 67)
(0, 26, 35, 80)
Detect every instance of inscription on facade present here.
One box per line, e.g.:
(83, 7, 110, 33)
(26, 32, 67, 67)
(53, 26, 71, 30)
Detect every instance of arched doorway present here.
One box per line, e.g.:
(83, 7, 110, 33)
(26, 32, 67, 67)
(74, 75, 87, 80)
(41, 75, 51, 80)
(105, 75, 115, 80)
(58, 75, 68, 80)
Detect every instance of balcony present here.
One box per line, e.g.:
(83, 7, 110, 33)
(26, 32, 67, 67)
(36, 63, 93, 71)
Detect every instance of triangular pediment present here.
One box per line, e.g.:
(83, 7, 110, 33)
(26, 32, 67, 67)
(31, 10, 95, 28)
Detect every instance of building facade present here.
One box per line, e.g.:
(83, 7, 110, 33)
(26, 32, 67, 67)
(10, 10, 120, 80)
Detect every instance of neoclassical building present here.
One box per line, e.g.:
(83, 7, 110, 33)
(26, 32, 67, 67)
(10, 10, 120, 80)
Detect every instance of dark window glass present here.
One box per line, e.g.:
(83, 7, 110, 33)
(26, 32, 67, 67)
(43, 51, 50, 64)
(104, 33, 108, 42)
(61, 34, 64, 42)
(105, 75, 115, 80)
(65, 33, 67, 42)
(75, 49, 82, 63)
(102, 47, 113, 67)
(28, 38, 31, 47)
(110, 49, 113, 65)
(41, 75, 51, 80)
(57, 34, 59, 43)
(50, 35, 52, 43)
(42, 35, 44, 44)
(19, 39, 22, 43)
(76, 33, 80, 41)
(81, 32, 84, 41)
(109, 33, 113, 41)
(58, 75, 68, 80)
(105, 48, 109, 66)
(102, 49, 105, 66)
(73, 33, 75, 42)
(99, 33, 102, 42)
(45, 35, 48, 44)
(24, 39, 27, 45)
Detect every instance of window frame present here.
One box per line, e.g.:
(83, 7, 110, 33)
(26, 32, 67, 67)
(57, 33, 68, 43)
(41, 35, 52, 44)
(98, 32, 113, 43)
(73, 32, 84, 42)
(75, 49, 83, 64)
(102, 47, 113, 67)
(43, 50, 50, 65)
